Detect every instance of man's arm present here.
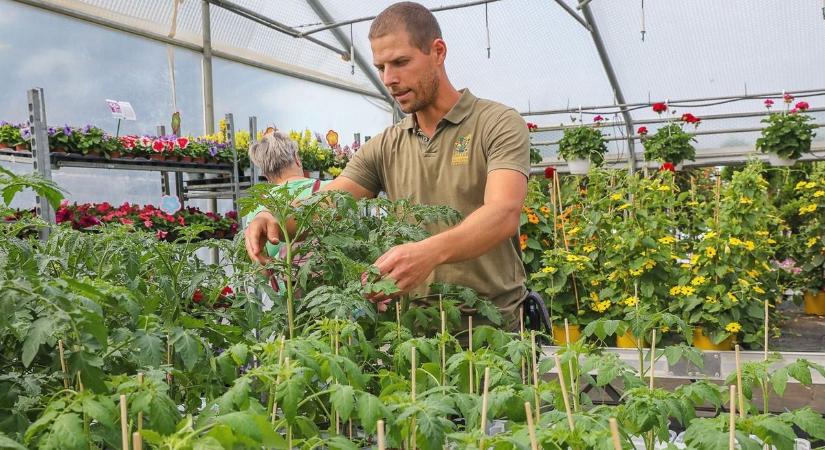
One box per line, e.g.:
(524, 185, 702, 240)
(373, 168, 526, 293)
(243, 176, 375, 264)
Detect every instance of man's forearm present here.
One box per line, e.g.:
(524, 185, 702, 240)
(422, 203, 521, 266)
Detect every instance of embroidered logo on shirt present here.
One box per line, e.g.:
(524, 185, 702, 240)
(451, 133, 472, 165)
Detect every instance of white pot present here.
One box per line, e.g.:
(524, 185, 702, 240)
(767, 153, 797, 166)
(566, 158, 591, 175)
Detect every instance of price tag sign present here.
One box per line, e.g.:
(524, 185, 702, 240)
(160, 195, 182, 215)
(105, 99, 137, 121)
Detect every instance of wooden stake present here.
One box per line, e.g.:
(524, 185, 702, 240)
(377, 419, 386, 450)
(137, 373, 144, 431)
(120, 394, 129, 450)
(735, 345, 745, 418)
(132, 432, 142, 450)
(764, 300, 769, 361)
(524, 402, 539, 450)
(411, 346, 417, 450)
(396, 302, 402, 342)
(564, 319, 578, 411)
(553, 355, 575, 431)
(58, 340, 68, 389)
(468, 316, 474, 394)
(649, 329, 657, 390)
(479, 367, 491, 450)
(441, 310, 446, 386)
(166, 334, 172, 385)
(729, 385, 736, 450)
(77, 371, 84, 392)
(531, 331, 540, 421)
(609, 418, 622, 450)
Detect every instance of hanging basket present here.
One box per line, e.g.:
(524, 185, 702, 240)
(767, 153, 797, 167)
(566, 158, 590, 175)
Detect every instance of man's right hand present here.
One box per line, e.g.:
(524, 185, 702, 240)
(244, 211, 281, 265)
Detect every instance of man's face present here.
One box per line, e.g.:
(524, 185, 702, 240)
(371, 30, 440, 114)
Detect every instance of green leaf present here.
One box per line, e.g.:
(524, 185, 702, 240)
(81, 394, 116, 428)
(785, 408, 825, 440)
(771, 368, 789, 397)
(214, 411, 279, 447)
(192, 436, 225, 450)
(172, 328, 201, 370)
(330, 384, 355, 422)
(22, 317, 54, 367)
(0, 433, 26, 450)
(356, 392, 387, 434)
(133, 331, 163, 368)
(43, 413, 87, 450)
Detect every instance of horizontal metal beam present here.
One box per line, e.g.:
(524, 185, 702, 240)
(11, 0, 384, 100)
(521, 88, 825, 117)
(298, 0, 501, 37)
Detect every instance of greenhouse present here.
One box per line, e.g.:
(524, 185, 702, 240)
(1, 0, 825, 449)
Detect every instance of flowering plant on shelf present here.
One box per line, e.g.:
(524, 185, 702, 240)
(289, 129, 333, 172)
(788, 163, 825, 292)
(756, 96, 817, 161)
(0, 121, 26, 148)
(641, 103, 699, 166)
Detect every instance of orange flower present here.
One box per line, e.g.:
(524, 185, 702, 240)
(528, 214, 539, 224)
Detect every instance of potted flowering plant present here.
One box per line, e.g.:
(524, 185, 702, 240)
(788, 163, 825, 314)
(0, 122, 26, 150)
(531, 247, 593, 343)
(75, 125, 109, 157)
(757, 95, 818, 166)
(557, 115, 608, 175)
(641, 103, 699, 168)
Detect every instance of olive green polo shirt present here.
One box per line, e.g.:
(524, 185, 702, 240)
(341, 89, 530, 326)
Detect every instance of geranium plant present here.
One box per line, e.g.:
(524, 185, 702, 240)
(642, 104, 699, 166)
(756, 97, 818, 161)
(557, 117, 608, 166)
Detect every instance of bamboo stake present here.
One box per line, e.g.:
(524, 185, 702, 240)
(520, 305, 527, 384)
(729, 385, 736, 450)
(58, 340, 68, 389)
(524, 402, 539, 450)
(649, 329, 657, 390)
(530, 331, 540, 421)
(735, 345, 745, 418)
(553, 355, 575, 431)
(166, 334, 172, 385)
(132, 432, 142, 450)
(120, 394, 129, 450)
(377, 420, 386, 450)
(77, 371, 84, 392)
(441, 310, 446, 386)
(396, 302, 402, 343)
(410, 346, 417, 450)
(479, 367, 491, 450)
(468, 316, 474, 394)
(137, 373, 144, 431)
(764, 299, 769, 361)
(564, 319, 579, 411)
(609, 418, 622, 450)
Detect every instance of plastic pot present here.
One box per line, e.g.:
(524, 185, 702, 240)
(803, 290, 825, 316)
(692, 327, 734, 351)
(767, 153, 797, 166)
(566, 158, 590, 175)
(551, 323, 581, 345)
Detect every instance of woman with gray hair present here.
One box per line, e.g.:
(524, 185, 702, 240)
(243, 129, 331, 261)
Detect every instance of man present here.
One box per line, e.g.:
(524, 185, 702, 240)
(245, 1, 530, 328)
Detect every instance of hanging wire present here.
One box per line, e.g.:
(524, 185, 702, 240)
(349, 24, 355, 75)
(485, 3, 491, 58)
(640, 0, 646, 41)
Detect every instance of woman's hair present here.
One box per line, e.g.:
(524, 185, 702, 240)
(247, 131, 299, 179)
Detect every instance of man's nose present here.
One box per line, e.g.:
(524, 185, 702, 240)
(382, 66, 398, 87)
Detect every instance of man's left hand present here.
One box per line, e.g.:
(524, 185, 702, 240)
(374, 241, 441, 295)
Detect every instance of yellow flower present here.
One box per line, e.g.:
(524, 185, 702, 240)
(738, 278, 750, 287)
(725, 322, 742, 333)
(744, 240, 755, 251)
(528, 213, 539, 224)
(753, 286, 766, 294)
(690, 254, 700, 265)
(805, 181, 817, 189)
(814, 190, 825, 198)
(644, 259, 656, 270)
(658, 236, 676, 244)
(729, 237, 743, 246)
(705, 247, 717, 258)
(608, 272, 619, 281)
(541, 266, 557, 274)
(568, 226, 581, 236)
(681, 286, 696, 296)
(669, 286, 682, 296)
(590, 292, 599, 302)
(327, 167, 343, 177)
(704, 231, 717, 240)
(583, 244, 597, 253)
(590, 279, 600, 286)
(795, 181, 807, 190)
(746, 269, 760, 278)
(705, 296, 718, 304)
(756, 231, 769, 237)
(799, 204, 818, 215)
(623, 296, 639, 307)
(806, 238, 818, 248)
(690, 276, 707, 286)
(591, 300, 612, 313)
(767, 238, 777, 244)
(617, 203, 631, 211)
(657, 185, 671, 192)
(686, 200, 700, 207)
(522, 206, 533, 213)
(739, 197, 753, 205)
(610, 193, 623, 201)
(681, 263, 691, 269)
(540, 206, 551, 215)
(727, 292, 738, 303)
(660, 326, 670, 333)
(630, 268, 644, 277)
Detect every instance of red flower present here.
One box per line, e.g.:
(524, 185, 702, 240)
(226, 211, 238, 220)
(680, 113, 701, 125)
(177, 216, 185, 226)
(55, 207, 73, 223)
(790, 108, 799, 115)
(96, 202, 111, 213)
(164, 140, 175, 151)
(544, 166, 556, 179)
(764, 99, 774, 109)
(526, 122, 538, 131)
(783, 93, 794, 104)
(593, 115, 605, 123)
(143, 219, 153, 228)
(637, 126, 648, 135)
(176, 137, 189, 149)
(139, 136, 152, 148)
(652, 102, 668, 114)
(192, 289, 204, 304)
(151, 140, 165, 153)
(78, 215, 101, 228)
(795, 101, 809, 111)
(155, 230, 168, 240)
(660, 162, 676, 172)
(120, 136, 136, 149)
(119, 218, 134, 225)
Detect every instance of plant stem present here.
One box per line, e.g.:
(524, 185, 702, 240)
(283, 230, 295, 340)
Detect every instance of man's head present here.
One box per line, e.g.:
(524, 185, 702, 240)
(369, 2, 446, 114)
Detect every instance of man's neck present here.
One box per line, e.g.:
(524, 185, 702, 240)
(414, 82, 461, 137)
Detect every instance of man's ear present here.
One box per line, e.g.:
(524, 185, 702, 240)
(432, 38, 447, 64)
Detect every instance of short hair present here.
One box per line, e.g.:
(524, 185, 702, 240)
(247, 132, 298, 179)
(369, 2, 442, 53)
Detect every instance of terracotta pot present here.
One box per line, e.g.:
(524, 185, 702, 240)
(85, 150, 101, 158)
(194, 156, 206, 164)
(616, 330, 647, 348)
(692, 327, 734, 351)
(149, 153, 165, 161)
(110, 151, 122, 159)
(803, 290, 825, 316)
(0, 142, 9, 149)
(551, 323, 581, 345)
(51, 146, 67, 154)
(180, 155, 192, 163)
(15, 143, 29, 152)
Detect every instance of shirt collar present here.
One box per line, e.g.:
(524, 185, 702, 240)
(398, 88, 476, 131)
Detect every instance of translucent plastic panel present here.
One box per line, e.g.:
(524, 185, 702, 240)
(591, 0, 825, 104)
(322, 0, 616, 117)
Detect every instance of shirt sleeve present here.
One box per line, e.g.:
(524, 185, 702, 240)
(484, 108, 530, 177)
(340, 134, 385, 194)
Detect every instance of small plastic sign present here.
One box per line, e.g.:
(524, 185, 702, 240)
(160, 195, 182, 215)
(105, 99, 137, 121)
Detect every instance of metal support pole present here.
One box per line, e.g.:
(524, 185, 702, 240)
(580, 3, 636, 173)
(248, 116, 259, 185)
(225, 114, 240, 211)
(27, 88, 54, 240)
(202, 0, 215, 135)
(156, 126, 171, 196)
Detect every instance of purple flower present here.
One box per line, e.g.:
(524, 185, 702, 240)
(0, 121, 7, 127)
(209, 146, 218, 156)
(20, 128, 32, 140)
(47, 127, 56, 137)
(63, 125, 73, 136)
(83, 125, 93, 134)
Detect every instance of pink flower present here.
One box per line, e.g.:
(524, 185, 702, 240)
(637, 126, 648, 136)
(140, 136, 152, 148)
(795, 101, 810, 111)
(784, 93, 794, 104)
(152, 140, 165, 153)
(652, 102, 668, 114)
(790, 108, 799, 115)
(764, 99, 774, 109)
(155, 230, 168, 240)
(593, 115, 604, 123)
(55, 207, 73, 223)
(119, 218, 134, 225)
(177, 216, 185, 226)
(143, 219, 153, 228)
(176, 137, 189, 149)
